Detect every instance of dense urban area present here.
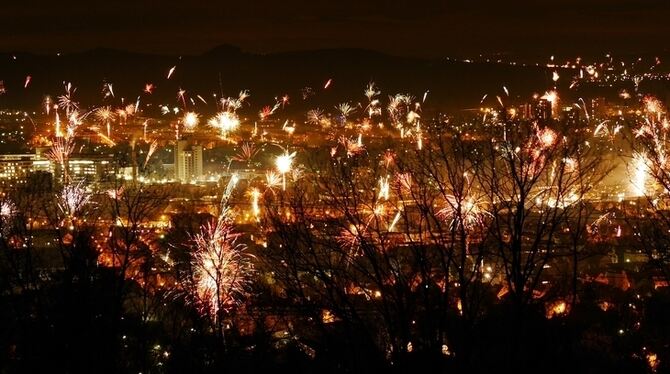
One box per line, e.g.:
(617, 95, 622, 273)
(1, 51, 670, 374)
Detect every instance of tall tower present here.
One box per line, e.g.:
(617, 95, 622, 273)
(174, 140, 202, 183)
(192, 145, 203, 180)
(174, 139, 186, 182)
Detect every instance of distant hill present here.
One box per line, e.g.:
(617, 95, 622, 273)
(0, 46, 567, 116)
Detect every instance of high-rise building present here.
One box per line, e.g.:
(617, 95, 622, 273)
(533, 99, 553, 121)
(561, 107, 580, 125)
(174, 139, 203, 183)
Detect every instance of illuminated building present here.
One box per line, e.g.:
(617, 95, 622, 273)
(174, 139, 203, 183)
(0, 154, 51, 187)
(533, 99, 553, 121)
(518, 103, 533, 120)
(0, 151, 116, 189)
(561, 107, 580, 124)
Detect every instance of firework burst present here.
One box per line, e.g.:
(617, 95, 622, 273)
(275, 151, 296, 190)
(182, 112, 200, 131)
(337, 224, 366, 259)
(339, 135, 365, 157)
(265, 171, 282, 193)
(0, 199, 16, 237)
(95, 106, 116, 137)
(336, 102, 356, 123)
(208, 112, 240, 139)
(233, 142, 258, 163)
(47, 137, 75, 182)
(307, 108, 330, 128)
(0, 200, 16, 219)
(46, 137, 74, 165)
(437, 195, 490, 231)
(57, 182, 91, 220)
(57, 82, 78, 115)
(190, 212, 254, 322)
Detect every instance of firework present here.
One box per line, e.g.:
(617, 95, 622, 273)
(630, 153, 650, 197)
(0, 200, 15, 219)
(116, 105, 136, 124)
(407, 110, 421, 124)
(395, 172, 412, 192)
(301, 86, 315, 100)
(388, 209, 403, 232)
(102, 82, 114, 98)
(388, 94, 414, 129)
(536, 126, 558, 148)
(54, 110, 63, 138)
(378, 176, 390, 200)
(324, 78, 333, 89)
(290, 166, 304, 183)
(339, 135, 365, 157)
(221, 174, 240, 207)
(307, 108, 324, 125)
(106, 186, 124, 199)
(208, 112, 240, 139)
(337, 224, 365, 258)
(57, 181, 91, 219)
(259, 102, 280, 121)
(47, 137, 75, 181)
(95, 132, 116, 146)
(65, 110, 85, 138)
(177, 88, 187, 108)
(593, 120, 622, 139)
(382, 150, 395, 168)
(265, 171, 282, 193)
(95, 106, 116, 137)
(0, 199, 16, 237)
(144, 83, 155, 94)
(44, 96, 52, 116)
(644, 96, 664, 115)
(57, 82, 78, 116)
(233, 142, 258, 162)
(540, 90, 559, 118)
(248, 188, 261, 219)
(24, 75, 32, 89)
(0, 200, 16, 226)
(275, 151, 296, 190)
(143, 140, 159, 168)
(167, 66, 176, 79)
(182, 112, 200, 131)
(364, 82, 380, 101)
(437, 195, 490, 231)
(280, 94, 290, 108)
(336, 102, 356, 122)
(190, 212, 254, 323)
(282, 120, 296, 136)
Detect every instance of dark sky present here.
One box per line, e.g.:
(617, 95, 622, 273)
(2, 0, 670, 57)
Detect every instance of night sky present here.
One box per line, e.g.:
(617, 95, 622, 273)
(3, 0, 670, 57)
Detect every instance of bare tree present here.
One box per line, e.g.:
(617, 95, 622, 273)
(625, 97, 670, 285)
